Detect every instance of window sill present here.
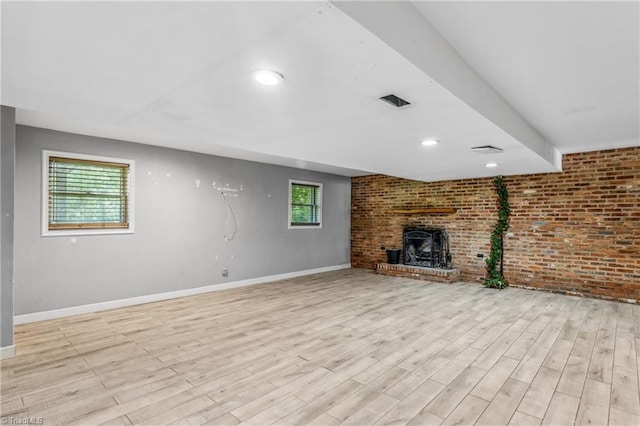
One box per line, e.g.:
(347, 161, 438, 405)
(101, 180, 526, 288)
(41, 228, 134, 237)
(288, 224, 322, 230)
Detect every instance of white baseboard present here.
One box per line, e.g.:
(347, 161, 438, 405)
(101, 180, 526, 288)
(0, 345, 16, 360)
(15, 264, 351, 325)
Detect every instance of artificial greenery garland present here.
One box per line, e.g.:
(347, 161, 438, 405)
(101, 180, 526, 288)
(484, 176, 510, 289)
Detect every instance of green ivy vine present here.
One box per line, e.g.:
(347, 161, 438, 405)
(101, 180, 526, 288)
(484, 176, 510, 289)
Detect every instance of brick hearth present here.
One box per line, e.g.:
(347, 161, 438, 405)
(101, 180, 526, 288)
(376, 263, 461, 284)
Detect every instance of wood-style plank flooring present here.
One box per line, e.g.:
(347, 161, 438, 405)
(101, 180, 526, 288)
(2, 269, 640, 425)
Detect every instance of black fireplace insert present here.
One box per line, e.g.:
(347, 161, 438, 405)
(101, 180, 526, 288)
(403, 228, 452, 268)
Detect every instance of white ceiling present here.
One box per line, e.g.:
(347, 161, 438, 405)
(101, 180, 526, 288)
(412, 1, 640, 154)
(2, 1, 638, 181)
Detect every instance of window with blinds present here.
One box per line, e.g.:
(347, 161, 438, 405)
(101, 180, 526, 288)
(43, 151, 135, 235)
(289, 180, 322, 228)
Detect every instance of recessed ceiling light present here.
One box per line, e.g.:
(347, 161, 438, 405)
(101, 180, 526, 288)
(251, 69, 284, 86)
(421, 139, 439, 147)
(485, 162, 498, 168)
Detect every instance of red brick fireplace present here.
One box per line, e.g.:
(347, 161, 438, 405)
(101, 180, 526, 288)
(352, 147, 640, 302)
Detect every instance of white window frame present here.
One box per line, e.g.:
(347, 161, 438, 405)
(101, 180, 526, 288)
(42, 150, 135, 237)
(288, 179, 323, 229)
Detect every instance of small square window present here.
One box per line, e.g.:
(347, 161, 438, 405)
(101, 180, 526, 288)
(42, 150, 135, 236)
(288, 180, 322, 229)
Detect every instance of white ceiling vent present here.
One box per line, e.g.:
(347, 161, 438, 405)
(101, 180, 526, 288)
(470, 145, 504, 154)
(379, 94, 411, 108)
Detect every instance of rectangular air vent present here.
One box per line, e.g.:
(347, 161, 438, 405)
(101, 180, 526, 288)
(379, 94, 411, 108)
(470, 145, 504, 154)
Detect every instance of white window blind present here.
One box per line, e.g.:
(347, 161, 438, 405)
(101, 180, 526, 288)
(47, 156, 131, 230)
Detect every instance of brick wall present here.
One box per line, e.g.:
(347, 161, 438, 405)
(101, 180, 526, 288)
(351, 147, 640, 302)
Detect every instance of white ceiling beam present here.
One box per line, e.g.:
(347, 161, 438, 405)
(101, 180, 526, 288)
(332, 1, 562, 171)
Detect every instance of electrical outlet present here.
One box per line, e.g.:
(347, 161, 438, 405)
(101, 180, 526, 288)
(222, 268, 229, 277)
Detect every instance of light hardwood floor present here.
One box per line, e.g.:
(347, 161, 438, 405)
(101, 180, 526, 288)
(2, 269, 640, 425)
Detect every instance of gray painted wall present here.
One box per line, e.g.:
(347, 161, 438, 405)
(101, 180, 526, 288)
(1, 106, 16, 347)
(15, 126, 351, 315)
